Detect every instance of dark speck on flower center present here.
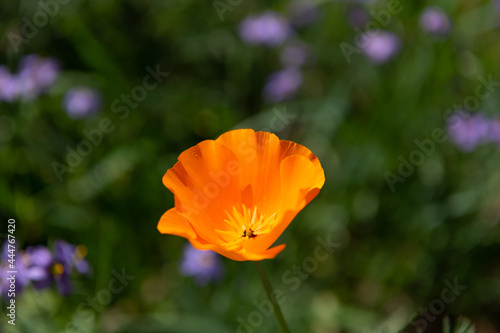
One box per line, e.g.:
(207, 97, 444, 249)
(242, 229, 257, 239)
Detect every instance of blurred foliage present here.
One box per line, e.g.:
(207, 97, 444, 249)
(1, 0, 500, 332)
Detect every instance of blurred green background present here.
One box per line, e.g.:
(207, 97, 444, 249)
(1, 0, 500, 332)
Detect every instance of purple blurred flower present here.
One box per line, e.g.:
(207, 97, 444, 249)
(288, 0, 319, 27)
(179, 243, 224, 286)
(347, 7, 370, 27)
(54, 240, 90, 274)
(17, 55, 60, 100)
(419, 7, 451, 35)
(54, 240, 75, 265)
(280, 44, 309, 68)
(25, 246, 53, 290)
(447, 113, 492, 152)
(239, 11, 291, 47)
(0, 243, 30, 298)
(0, 66, 20, 102)
(357, 30, 401, 64)
(53, 240, 90, 296)
(489, 119, 500, 143)
(1, 240, 90, 298)
(53, 240, 74, 296)
(63, 87, 102, 119)
(263, 68, 303, 102)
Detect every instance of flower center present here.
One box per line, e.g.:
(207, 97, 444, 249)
(215, 204, 278, 252)
(52, 263, 65, 275)
(242, 229, 257, 238)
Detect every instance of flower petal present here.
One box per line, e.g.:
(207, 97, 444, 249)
(163, 140, 242, 242)
(216, 129, 283, 217)
(247, 153, 324, 253)
(157, 208, 197, 240)
(159, 129, 325, 261)
(188, 238, 286, 261)
(276, 154, 325, 233)
(253, 244, 287, 260)
(187, 239, 248, 261)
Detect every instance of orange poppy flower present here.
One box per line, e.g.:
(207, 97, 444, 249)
(158, 129, 325, 261)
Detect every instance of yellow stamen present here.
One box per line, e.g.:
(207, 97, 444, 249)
(75, 245, 88, 258)
(53, 263, 64, 275)
(216, 204, 279, 252)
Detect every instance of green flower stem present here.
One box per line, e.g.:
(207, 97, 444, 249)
(255, 261, 291, 333)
